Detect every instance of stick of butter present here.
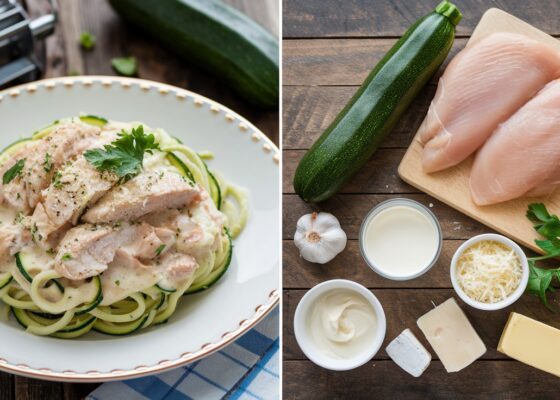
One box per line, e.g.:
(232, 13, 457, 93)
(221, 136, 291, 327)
(417, 298, 486, 372)
(498, 312, 560, 377)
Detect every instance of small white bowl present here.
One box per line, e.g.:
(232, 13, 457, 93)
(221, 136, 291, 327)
(450, 233, 529, 311)
(293, 279, 386, 371)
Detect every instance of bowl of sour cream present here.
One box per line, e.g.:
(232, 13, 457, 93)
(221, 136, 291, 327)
(359, 198, 442, 280)
(294, 279, 386, 371)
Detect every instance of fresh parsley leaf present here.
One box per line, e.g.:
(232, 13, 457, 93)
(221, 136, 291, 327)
(80, 32, 96, 50)
(61, 253, 72, 261)
(111, 57, 137, 76)
(3, 159, 25, 184)
(84, 125, 159, 182)
(155, 244, 166, 257)
(527, 203, 551, 224)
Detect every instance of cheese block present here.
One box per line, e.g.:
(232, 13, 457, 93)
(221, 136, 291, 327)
(417, 298, 486, 372)
(498, 313, 560, 377)
(386, 329, 431, 377)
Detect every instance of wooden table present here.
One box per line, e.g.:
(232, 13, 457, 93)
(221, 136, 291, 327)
(0, 1, 278, 399)
(282, 1, 560, 398)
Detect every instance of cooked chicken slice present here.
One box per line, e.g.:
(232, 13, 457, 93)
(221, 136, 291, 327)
(32, 156, 118, 247)
(0, 220, 31, 264)
(122, 222, 175, 259)
(160, 252, 198, 280)
(82, 169, 201, 224)
(55, 224, 134, 280)
(0, 122, 102, 213)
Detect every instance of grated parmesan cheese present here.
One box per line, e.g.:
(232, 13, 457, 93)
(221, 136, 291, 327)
(455, 240, 522, 304)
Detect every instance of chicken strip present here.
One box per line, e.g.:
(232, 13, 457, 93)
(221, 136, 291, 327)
(82, 169, 201, 224)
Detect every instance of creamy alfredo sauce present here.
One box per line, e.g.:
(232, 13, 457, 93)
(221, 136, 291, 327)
(362, 205, 439, 279)
(307, 289, 377, 359)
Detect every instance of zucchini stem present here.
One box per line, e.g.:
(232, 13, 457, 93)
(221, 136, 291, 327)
(435, 0, 462, 26)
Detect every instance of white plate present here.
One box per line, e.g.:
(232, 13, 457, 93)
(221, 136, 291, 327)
(0, 77, 279, 382)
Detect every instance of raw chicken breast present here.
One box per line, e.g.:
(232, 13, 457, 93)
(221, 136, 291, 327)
(471, 79, 560, 205)
(419, 32, 560, 173)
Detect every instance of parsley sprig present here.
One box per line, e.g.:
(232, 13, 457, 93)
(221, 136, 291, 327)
(84, 125, 159, 182)
(526, 203, 560, 310)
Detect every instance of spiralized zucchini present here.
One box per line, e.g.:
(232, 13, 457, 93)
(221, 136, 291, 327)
(0, 117, 247, 338)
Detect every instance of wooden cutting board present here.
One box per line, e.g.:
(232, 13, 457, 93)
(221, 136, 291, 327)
(398, 8, 560, 253)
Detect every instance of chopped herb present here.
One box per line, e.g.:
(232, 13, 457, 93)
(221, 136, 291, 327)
(14, 212, 24, 224)
(43, 153, 53, 173)
(115, 280, 121, 286)
(80, 31, 96, 50)
(52, 171, 63, 188)
(61, 253, 72, 261)
(155, 244, 166, 256)
(84, 125, 160, 182)
(46, 248, 55, 255)
(111, 57, 137, 76)
(3, 159, 25, 184)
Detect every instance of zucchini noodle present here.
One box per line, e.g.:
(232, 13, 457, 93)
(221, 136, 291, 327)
(0, 116, 248, 338)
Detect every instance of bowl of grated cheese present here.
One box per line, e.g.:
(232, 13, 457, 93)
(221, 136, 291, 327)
(450, 234, 529, 311)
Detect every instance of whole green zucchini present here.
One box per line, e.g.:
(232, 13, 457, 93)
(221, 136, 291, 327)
(293, 1, 461, 202)
(109, 0, 279, 108)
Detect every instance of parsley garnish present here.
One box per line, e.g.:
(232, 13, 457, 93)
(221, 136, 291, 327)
(84, 125, 159, 182)
(52, 171, 63, 188)
(115, 280, 121, 286)
(525, 203, 560, 310)
(111, 57, 137, 76)
(155, 244, 166, 257)
(43, 153, 53, 173)
(80, 31, 96, 50)
(61, 253, 72, 261)
(3, 159, 25, 184)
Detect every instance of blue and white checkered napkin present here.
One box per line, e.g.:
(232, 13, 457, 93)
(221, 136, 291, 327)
(87, 307, 279, 400)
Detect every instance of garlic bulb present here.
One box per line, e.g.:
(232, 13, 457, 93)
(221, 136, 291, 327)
(294, 212, 347, 264)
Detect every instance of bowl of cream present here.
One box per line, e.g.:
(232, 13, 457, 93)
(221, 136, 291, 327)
(359, 198, 442, 280)
(294, 279, 386, 371)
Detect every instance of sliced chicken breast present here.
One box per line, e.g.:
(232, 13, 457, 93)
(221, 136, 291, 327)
(82, 169, 201, 224)
(0, 122, 102, 213)
(32, 156, 119, 247)
(471, 79, 560, 205)
(0, 221, 31, 264)
(418, 32, 560, 173)
(55, 224, 134, 280)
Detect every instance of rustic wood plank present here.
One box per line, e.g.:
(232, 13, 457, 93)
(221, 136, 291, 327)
(62, 383, 100, 400)
(283, 38, 465, 86)
(283, 0, 560, 38)
(283, 194, 489, 240)
(14, 378, 62, 400)
(283, 85, 435, 149)
(284, 149, 415, 194)
(0, 372, 14, 400)
(283, 289, 559, 361)
(283, 360, 560, 399)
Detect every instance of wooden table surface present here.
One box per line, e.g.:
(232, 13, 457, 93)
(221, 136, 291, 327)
(282, 1, 560, 399)
(0, 1, 278, 399)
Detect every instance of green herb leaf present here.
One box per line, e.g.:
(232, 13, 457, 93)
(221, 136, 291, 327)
(61, 253, 72, 261)
(527, 203, 551, 223)
(3, 159, 25, 184)
(80, 32, 96, 50)
(43, 153, 52, 173)
(111, 57, 137, 76)
(52, 171, 63, 188)
(155, 244, 166, 257)
(84, 125, 159, 182)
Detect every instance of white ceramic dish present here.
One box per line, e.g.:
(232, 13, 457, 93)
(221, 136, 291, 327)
(0, 76, 279, 382)
(359, 198, 443, 281)
(293, 279, 386, 371)
(450, 233, 529, 311)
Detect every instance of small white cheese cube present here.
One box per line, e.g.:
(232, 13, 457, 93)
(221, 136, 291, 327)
(386, 329, 431, 377)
